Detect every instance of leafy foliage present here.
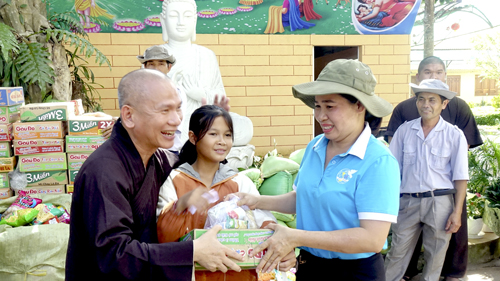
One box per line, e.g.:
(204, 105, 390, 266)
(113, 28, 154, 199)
(485, 178, 500, 209)
(16, 42, 54, 96)
(0, 23, 18, 61)
(472, 33, 500, 88)
(474, 113, 500, 126)
(468, 138, 500, 195)
(467, 193, 485, 219)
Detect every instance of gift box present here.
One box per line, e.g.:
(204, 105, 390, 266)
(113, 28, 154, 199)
(0, 123, 13, 141)
(15, 185, 66, 195)
(0, 156, 16, 172)
(26, 170, 68, 186)
(0, 188, 13, 199)
(18, 153, 67, 172)
(67, 153, 90, 170)
(0, 104, 21, 124)
(13, 139, 65, 155)
(0, 142, 12, 157)
(66, 135, 106, 152)
(180, 229, 273, 270)
(20, 102, 77, 122)
(68, 116, 114, 136)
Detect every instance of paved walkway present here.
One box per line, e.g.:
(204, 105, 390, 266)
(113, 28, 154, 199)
(408, 259, 500, 280)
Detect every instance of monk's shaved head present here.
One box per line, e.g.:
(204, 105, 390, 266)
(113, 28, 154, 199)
(117, 69, 174, 109)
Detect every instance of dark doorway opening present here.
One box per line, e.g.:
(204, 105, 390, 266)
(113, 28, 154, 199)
(313, 46, 359, 137)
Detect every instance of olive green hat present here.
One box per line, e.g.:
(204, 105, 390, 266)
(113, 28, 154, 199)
(292, 59, 393, 117)
(137, 45, 176, 65)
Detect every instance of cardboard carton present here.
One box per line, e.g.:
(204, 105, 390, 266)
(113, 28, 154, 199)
(26, 170, 68, 186)
(20, 102, 78, 122)
(0, 123, 13, 141)
(180, 229, 273, 270)
(68, 169, 79, 185)
(15, 185, 65, 195)
(0, 156, 16, 172)
(0, 142, 12, 157)
(67, 153, 90, 170)
(0, 188, 13, 199)
(13, 139, 65, 155)
(68, 116, 114, 136)
(0, 87, 24, 106)
(13, 121, 67, 139)
(66, 184, 74, 194)
(0, 104, 21, 124)
(18, 153, 67, 172)
(66, 135, 106, 152)
(0, 173, 9, 188)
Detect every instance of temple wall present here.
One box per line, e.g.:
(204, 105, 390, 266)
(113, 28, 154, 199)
(83, 33, 411, 155)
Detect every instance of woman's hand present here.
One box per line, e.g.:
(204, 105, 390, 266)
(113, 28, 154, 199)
(249, 223, 296, 273)
(176, 186, 210, 214)
(225, 192, 260, 210)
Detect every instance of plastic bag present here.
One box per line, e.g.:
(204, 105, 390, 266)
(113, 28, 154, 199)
(259, 171, 293, 196)
(260, 156, 299, 179)
(0, 190, 42, 219)
(8, 166, 27, 192)
(0, 208, 39, 227)
(204, 196, 258, 229)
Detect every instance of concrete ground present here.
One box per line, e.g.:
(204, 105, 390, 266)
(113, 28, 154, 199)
(408, 259, 500, 281)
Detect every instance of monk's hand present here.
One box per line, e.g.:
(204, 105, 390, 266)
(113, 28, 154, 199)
(445, 211, 462, 234)
(193, 225, 243, 272)
(225, 192, 260, 210)
(249, 223, 296, 273)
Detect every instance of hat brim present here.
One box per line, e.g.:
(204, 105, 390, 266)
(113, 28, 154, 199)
(410, 83, 456, 100)
(292, 80, 393, 118)
(136, 55, 176, 66)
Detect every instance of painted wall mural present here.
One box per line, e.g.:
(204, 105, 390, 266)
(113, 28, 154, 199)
(48, 0, 421, 34)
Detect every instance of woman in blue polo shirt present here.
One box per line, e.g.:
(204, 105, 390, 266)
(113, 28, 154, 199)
(233, 59, 400, 280)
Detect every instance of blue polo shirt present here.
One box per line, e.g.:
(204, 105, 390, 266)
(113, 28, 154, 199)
(294, 124, 400, 260)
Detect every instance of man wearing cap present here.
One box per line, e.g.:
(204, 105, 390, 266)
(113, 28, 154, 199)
(384, 79, 468, 281)
(386, 56, 480, 281)
(232, 59, 400, 280)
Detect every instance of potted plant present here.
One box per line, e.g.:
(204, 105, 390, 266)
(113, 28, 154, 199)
(484, 177, 500, 236)
(466, 193, 485, 238)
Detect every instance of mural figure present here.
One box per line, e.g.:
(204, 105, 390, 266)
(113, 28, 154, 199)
(300, 0, 322, 21)
(265, 0, 315, 34)
(75, 0, 114, 28)
(356, 0, 415, 28)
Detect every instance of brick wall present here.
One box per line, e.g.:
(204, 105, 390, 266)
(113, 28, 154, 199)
(84, 33, 410, 156)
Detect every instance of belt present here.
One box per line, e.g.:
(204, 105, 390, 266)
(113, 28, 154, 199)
(400, 189, 456, 198)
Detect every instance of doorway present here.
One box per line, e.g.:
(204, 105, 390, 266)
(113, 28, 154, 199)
(313, 46, 359, 137)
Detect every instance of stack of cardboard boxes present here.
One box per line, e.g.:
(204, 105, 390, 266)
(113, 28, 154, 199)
(14, 102, 78, 195)
(0, 87, 23, 199)
(65, 115, 112, 193)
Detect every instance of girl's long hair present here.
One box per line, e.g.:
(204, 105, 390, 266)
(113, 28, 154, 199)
(174, 105, 234, 168)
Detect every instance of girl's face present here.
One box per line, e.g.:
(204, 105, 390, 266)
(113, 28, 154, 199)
(193, 116, 233, 164)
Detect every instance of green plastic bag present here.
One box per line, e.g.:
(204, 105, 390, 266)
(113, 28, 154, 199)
(239, 168, 263, 190)
(260, 156, 300, 179)
(271, 211, 295, 222)
(259, 171, 293, 196)
(289, 148, 306, 165)
(277, 220, 288, 227)
(0, 194, 72, 281)
(286, 219, 297, 229)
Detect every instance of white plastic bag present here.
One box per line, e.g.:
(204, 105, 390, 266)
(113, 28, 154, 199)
(204, 196, 258, 229)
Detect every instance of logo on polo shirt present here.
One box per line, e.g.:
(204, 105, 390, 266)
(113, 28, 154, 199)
(337, 169, 357, 184)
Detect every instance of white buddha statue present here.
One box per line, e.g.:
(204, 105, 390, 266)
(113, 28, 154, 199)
(160, 0, 226, 144)
(160, 0, 255, 170)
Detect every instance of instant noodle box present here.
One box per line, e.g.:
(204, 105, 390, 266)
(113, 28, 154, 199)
(0, 188, 13, 199)
(20, 102, 78, 122)
(66, 184, 74, 194)
(67, 153, 90, 170)
(13, 139, 65, 155)
(18, 153, 67, 172)
(0, 104, 21, 124)
(0, 156, 16, 172)
(13, 121, 67, 139)
(66, 135, 106, 152)
(180, 229, 273, 270)
(0, 173, 9, 188)
(0, 87, 24, 106)
(0, 142, 12, 157)
(26, 170, 68, 186)
(15, 185, 65, 195)
(68, 116, 114, 136)
(0, 123, 13, 141)
(68, 169, 79, 185)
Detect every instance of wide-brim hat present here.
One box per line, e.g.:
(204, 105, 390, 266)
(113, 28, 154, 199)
(410, 79, 457, 100)
(137, 45, 176, 65)
(292, 59, 393, 118)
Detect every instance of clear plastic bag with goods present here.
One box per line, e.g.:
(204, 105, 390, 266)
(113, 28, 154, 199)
(204, 196, 258, 229)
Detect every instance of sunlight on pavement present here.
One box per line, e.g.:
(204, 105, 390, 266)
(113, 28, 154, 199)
(467, 273, 494, 281)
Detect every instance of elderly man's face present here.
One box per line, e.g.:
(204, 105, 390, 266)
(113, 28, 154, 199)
(164, 2, 196, 42)
(132, 79, 182, 153)
(416, 63, 446, 83)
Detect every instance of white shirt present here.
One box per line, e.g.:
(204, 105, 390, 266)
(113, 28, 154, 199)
(389, 116, 469, 193)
